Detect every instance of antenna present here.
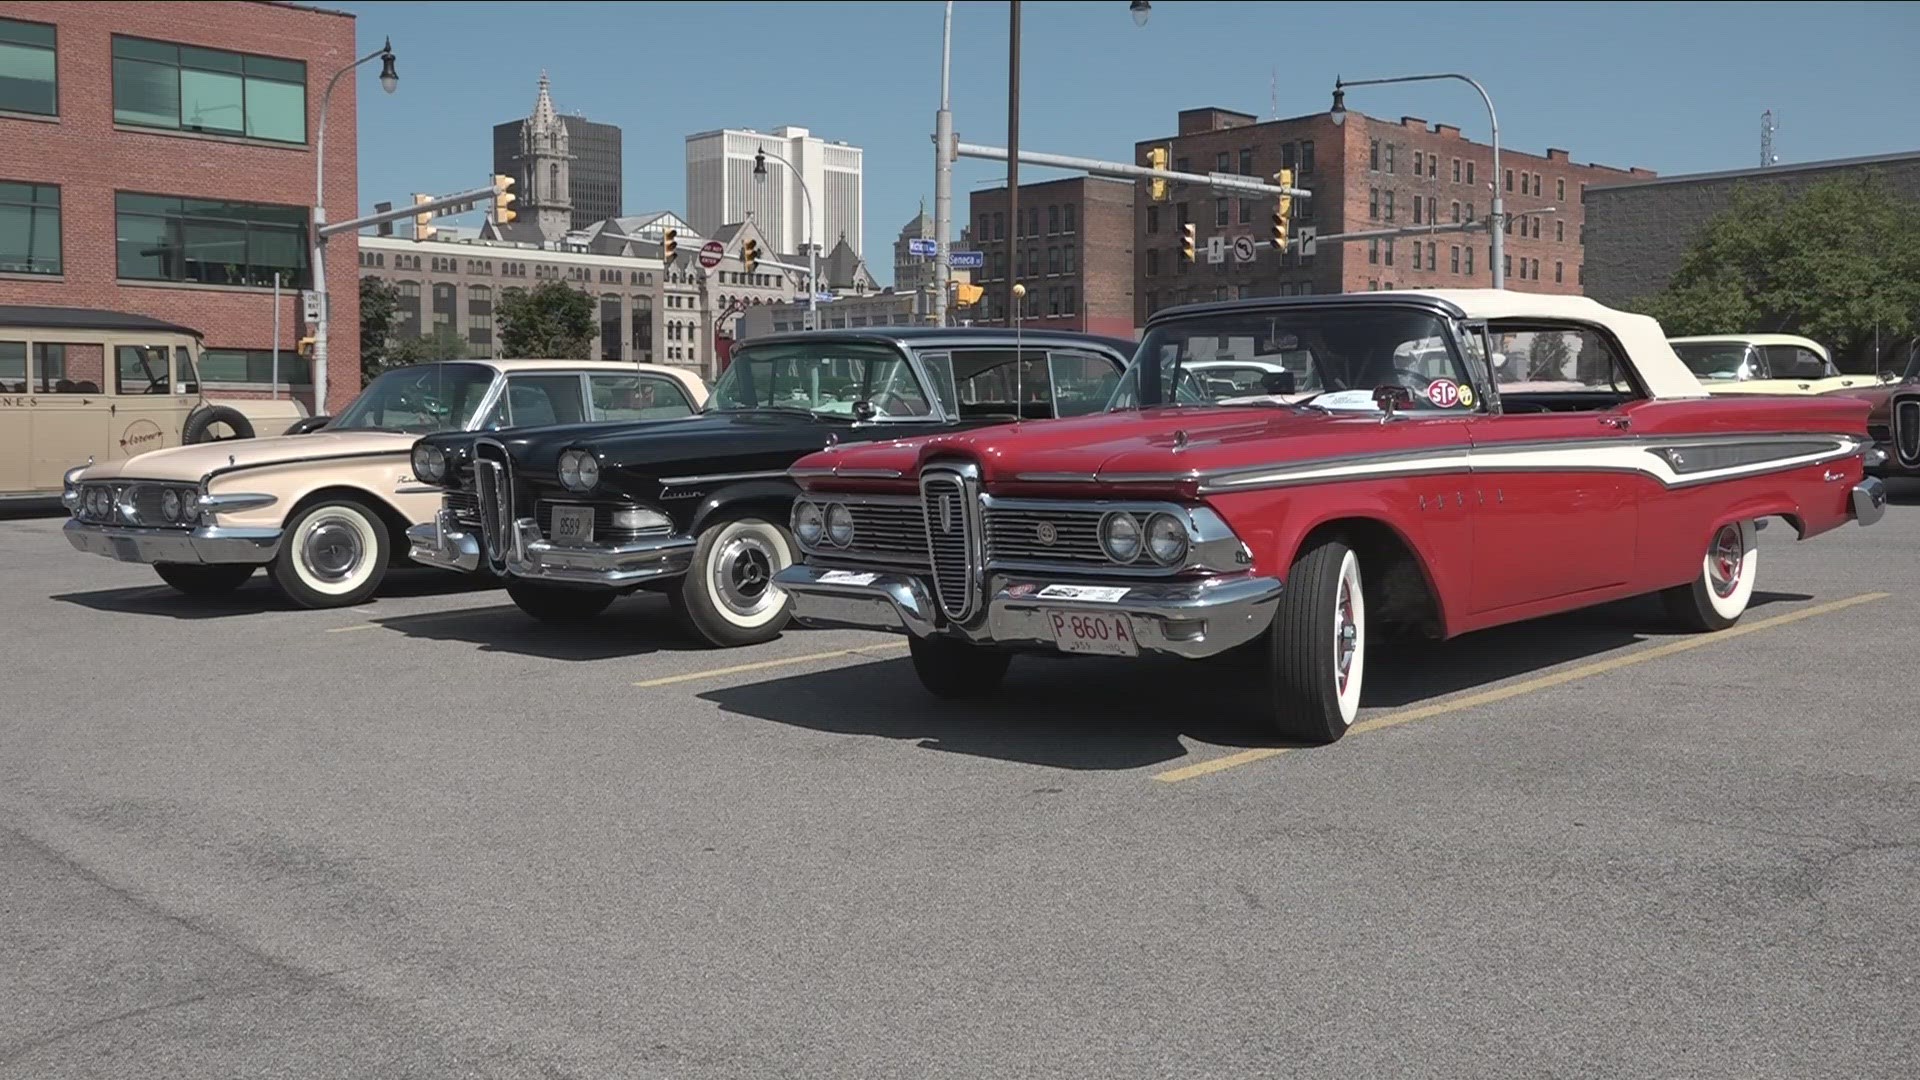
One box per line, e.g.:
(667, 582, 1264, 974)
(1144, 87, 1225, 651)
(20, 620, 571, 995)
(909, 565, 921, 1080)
(1270, 68, 1279, 120)
(1760, 109, 1778, 168)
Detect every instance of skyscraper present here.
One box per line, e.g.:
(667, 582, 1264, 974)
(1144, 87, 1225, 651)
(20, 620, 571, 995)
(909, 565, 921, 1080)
(492, 73, 622, 232)
(685, 126, 862, 259)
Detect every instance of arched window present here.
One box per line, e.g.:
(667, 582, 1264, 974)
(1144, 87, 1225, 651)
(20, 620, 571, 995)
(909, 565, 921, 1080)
(549, 164, 560, 199)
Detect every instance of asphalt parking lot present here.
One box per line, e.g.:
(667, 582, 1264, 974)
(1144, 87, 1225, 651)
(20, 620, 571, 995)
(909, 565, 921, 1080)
(3, 494, 1916, 1079)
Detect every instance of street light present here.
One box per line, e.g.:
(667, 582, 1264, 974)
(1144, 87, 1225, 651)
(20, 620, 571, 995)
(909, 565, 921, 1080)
(754, 147, 818, 332)
(310, 36, 398, 415)
(1130, 1, 1151, 27)
(1331, 72, 1505, 288)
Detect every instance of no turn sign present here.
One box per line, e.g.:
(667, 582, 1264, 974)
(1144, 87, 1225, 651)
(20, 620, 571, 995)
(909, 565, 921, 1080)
(698, 240, 725, 269)
(1232, 235, 1256, 263)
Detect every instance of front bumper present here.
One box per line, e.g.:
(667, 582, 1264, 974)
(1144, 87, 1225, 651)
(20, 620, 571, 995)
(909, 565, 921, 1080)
(1852, 477, 1888, 527)
(65, 518, 282, 565)
(773, 564, 1283, 660)
(407, 510, 482, 573)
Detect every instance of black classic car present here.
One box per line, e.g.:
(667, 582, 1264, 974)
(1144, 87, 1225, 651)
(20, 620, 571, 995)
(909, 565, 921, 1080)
(406, 328, 1135, 646)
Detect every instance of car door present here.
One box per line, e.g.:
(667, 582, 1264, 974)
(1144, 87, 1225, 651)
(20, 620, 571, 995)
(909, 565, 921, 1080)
(105, 343, 191, 464)
(1466, 322, 1642, 614)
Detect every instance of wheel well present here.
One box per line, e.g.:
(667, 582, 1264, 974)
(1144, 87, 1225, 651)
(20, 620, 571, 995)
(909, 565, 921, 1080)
(287, 486, 413, 555)
(1297, 517, 1443, 639)
(694, 493, 795, 534)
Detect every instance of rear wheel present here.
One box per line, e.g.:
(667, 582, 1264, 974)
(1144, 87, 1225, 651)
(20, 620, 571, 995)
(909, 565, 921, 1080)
(670, 514, 795, 647)
(908, 636, 1012, 699)
(507, 582, 615, 623)
(154, 563, 255, 596)
(1267, 537, 1365, 744)
(1663, 520, 1757, 632)
(270, 498, 389, 609)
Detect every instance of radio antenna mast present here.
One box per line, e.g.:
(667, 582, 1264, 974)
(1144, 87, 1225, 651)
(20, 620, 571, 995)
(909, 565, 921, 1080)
(1270, 69, 1278, 120)
(1760, 109, 1778, 168)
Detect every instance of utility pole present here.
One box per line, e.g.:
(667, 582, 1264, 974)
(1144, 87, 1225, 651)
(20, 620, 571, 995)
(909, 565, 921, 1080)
(1005, 0, 1021, 329)
(932, 0, 953, 326)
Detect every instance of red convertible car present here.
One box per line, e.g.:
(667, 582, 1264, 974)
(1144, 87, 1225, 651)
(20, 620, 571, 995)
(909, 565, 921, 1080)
(772, 291, 1885, 744)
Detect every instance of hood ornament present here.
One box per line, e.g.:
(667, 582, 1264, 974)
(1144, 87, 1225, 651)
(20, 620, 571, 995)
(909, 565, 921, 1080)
(825, 432, 839, 448)
(228, 453, 236, 467)
(1172, 429, 1189, 451)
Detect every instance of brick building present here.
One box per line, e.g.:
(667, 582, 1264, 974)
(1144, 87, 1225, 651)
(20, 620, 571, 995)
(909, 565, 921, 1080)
(1583, 150, 1920, 309)
(969, 176, 1136, 338)
(0, 1, 360, 413)
(1133, 107, 1652, 324)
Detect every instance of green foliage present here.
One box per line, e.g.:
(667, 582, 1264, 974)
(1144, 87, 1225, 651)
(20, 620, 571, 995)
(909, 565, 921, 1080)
(1526, 330, 1573, 381)
(359, 277, 401, 383)
(386, 330, 471, 365)
(496, 281, 595, 359)
(1629, 175, 1920, 362)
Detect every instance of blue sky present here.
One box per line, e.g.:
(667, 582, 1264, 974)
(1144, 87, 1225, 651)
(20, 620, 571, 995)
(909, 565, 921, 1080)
(337, 1, 1919, 285)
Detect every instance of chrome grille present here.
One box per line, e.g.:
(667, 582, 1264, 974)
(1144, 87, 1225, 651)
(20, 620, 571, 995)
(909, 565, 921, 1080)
(445, 490, 481, 528)
(920, 468, 978, 620)
(840, 501, 933, 566)
(985, 506, 1109, 564)
(1896, 395, 1920, 467)
(474, 441, 512, 572)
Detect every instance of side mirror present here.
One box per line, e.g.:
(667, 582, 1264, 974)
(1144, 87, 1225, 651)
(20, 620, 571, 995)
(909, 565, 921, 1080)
(1372, 384, 1414, 421)
(284, 415, 330, 435)
(1259, 370, 1297, 395)
(852, 399, 877, 422)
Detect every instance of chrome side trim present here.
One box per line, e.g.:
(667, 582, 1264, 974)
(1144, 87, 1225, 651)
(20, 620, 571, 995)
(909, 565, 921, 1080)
(1012, 471, 1101, 484)
(658, 469, 789, 486)
(201, 449, 405, 484)
(198, 492, 276, 514)
(835, 467, 905, 479)
(393, 484, 442, 495)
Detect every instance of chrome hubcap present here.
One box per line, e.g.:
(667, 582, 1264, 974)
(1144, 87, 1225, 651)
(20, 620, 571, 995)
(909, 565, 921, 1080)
(713, 533, 779, 617)
(304, 518, 364, 583)
(1708, 524, 1743, 598)
(1335, 576, 1357, 694)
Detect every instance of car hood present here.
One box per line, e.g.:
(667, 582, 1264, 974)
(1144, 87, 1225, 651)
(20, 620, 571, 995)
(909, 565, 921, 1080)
(78, 430, 415, 483)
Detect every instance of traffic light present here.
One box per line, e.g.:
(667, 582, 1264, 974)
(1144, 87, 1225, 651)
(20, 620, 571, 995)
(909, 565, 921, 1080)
(1273, 168, 1294, 250)
(662, 228, 678, 264)
(412, 193, 435, 242)
(954, 282, 984, 307)
(491, 174, 516, 225)
(295, 336, 316, 358)
(1147, 146, 1169, 203)
(742, 238, 759, 272)
(1180, 222, 1196, 263)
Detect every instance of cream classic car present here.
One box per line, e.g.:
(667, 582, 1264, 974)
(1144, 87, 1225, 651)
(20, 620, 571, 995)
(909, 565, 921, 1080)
(64, 358, 706, 608)
(1669, 334, 1892, 395)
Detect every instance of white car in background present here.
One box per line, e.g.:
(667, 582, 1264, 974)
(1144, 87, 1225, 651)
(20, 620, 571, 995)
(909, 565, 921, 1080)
(1669, 334, 1892, 395)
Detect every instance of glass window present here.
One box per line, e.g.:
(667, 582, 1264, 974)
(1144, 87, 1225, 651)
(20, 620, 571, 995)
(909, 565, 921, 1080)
(200, 347, 308, 387)
(1048, 349, 1116, 417)
(1213, 197, 1229, 226)
(1488, 324, 1635, 400)
(1281, 143, 1296, 171)
(1145, 205, 1159, 234)
(1762, 344, 1836, 379)
(712, 340, 931, 419)
(1411, 243, 1422, 270)
(1385, 144, 1395, 174)
(173, 345, 199, 394)
(1146, 249, 1159, 277)
(1239, 148, 1253, 175)
(0, 180, 60, 274)
(1466, 162, 1474, 185)
(1505, 169, 1514, 192)
(1047, 205, 1060, 234)
(1063, 204, 1076, 233)
(1465, 246, 1474, 276)
(1557, 178, 1566, 201)
(0, 339, 22, 390)
(1216, 152, 1229, 173)
(1450, 246, 1461, 274)
(1414, 198, 1423, 224)
(334, 363, 497, 433)
(1452, 158, 1461, 183)
(112, 37, 307, 143)
(502, 374, 588, 427)
(1369, 140, 1380, 171)
(1369, 188, 1379, 220)
(1384, 190, 1395, 221)
(1556, 219, 1565, 242)
(0, 17, 58, 116)
(590, 373, 695, 420)
(115, 344, 172, 394)
(1555, 261, 1564, 284)
(1063, 286, 1077, 315)
(1239, 198, 1252, 224)
(1413, 153, 1423, 178)
(31, 342, 74, 392)
(1300, 141, 1315, 174)
(115, 192, 309, 288)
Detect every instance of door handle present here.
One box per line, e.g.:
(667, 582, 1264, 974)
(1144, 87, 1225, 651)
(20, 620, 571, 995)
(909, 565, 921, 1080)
(1599, 415, 1630, 430)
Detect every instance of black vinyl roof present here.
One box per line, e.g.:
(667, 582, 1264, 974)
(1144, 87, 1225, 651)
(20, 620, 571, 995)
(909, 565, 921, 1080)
(742, 326, 1137, 358)
(1146, 293, 1466, 327)
(0, 305, 202, 337)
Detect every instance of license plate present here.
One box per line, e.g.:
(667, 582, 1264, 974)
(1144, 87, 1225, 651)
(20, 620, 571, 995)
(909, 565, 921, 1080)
(550, 504, 594, 546)
(1046, 609, 1138, 657)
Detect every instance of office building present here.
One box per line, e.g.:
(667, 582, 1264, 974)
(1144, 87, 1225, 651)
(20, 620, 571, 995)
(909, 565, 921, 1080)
(685, 126, 862, 259)
(969, 176, 1137, 338)
(492, 73, 622, 233)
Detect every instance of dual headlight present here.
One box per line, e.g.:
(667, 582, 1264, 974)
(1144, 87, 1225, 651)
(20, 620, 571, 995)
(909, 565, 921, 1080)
(1101, 511, 1189, 567)
(792, 501, 854, 548)
(158, 487, 201, 525)
(83, 486, 115, 521)
(558, 449, 600, 493)
(411, 444, 448, 484)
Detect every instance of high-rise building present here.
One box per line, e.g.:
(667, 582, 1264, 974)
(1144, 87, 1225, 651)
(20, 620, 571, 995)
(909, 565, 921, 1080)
(685, 126, 862, 260)
(894, 200, 935, 293)
(493, 74, 622, 232)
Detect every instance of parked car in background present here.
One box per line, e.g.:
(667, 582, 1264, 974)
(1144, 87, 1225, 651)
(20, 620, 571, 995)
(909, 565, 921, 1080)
(774, 291, 1884, 745)
(64, 359, 703, 607)
(1, 305, 308, 501)
(1826, 346, 1920, 478)
(1669, 334, 1891, 395)
(408, 328, 1135, 647)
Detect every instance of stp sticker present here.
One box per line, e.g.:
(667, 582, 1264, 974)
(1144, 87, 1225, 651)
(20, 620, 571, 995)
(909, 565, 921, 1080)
(1036, 584, 1130, 603)
(1457, 384, 1476, 408)
(1425, 379, 1461, 408)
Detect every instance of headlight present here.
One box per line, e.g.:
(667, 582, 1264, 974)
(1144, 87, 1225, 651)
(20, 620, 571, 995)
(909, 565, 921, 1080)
(88, 488, 111, 519)
(826, 503, 854, 547)
(559, 449, 598, 493)
(411, 444, 446, 483)
(1145, 512, 1190, 566)
(160, 489, 181, 522)
(1100, 512, 1143, 563)
(793, 501, 825, 546)
(611, 506, 672, 532)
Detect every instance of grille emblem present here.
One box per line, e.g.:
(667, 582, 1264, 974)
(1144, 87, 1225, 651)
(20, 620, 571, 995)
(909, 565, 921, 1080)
(940, 492, 956, 532)
(1035, 520, 1058, 546)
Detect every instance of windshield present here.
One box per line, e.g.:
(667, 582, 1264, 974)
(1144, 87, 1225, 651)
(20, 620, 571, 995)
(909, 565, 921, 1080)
(708, 341, 934, 418)
(1672, 343, 1752, 381)
(329, 363, 499, 433)
(1111, 307, 1476, 413)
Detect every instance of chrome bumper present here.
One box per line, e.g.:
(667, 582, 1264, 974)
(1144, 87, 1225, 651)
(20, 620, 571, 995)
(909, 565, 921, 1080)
(773, 564, 1283, 660)
(502, 517, 694, 588)
(1852, 477, 1888, 527)
(407, 510, 482, 573)
(64, 517, 282, 565)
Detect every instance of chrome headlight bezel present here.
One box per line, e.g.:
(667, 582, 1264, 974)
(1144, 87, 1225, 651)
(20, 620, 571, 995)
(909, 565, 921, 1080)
(1145, 512, 1190, 566)
(558, 449, 599, 493)
(1100, 511, 1143, 564)
(793, 501, 826, 547)
(160, 488, 182, 522)
(825, 503, 855, 547)
(412, 444, 447, 484)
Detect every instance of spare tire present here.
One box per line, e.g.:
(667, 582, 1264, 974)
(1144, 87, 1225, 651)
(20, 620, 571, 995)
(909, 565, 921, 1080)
(183, 406, 254, 444)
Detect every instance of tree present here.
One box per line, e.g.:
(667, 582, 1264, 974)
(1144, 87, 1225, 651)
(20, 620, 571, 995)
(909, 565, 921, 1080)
(386, 329, 471, 365)
(359, 277, 401, 383)
(1526, 330, 1573, 382)
(1628, 175, 1920, 367)
(496, 281, 594, 359)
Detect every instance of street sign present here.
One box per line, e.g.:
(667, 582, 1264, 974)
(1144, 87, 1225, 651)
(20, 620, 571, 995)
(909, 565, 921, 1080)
(815, 292, 836, 303)
(301, 291, 323, 323)
(1298, 226, 1318, 256)
(948, 250, 985, 269)
(908, 237, 937, 257)
(698, 240, 725, 269)
(1232, 235, 1257, 263)
(1206, 235, 1226, 265)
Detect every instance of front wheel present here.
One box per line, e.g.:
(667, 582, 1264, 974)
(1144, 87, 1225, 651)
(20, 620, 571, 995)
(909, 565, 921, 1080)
(908, 636, 1011, 699)
(1267, 537, 1366, 744)
(670, 514, 796, 647)
(154, 563, 255, 596)
(270, 498, 390, 609)
(507, 582, 615, 623)
(1662, 520, 1757, 632)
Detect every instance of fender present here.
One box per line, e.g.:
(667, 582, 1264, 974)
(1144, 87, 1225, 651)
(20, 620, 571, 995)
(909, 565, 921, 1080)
(686, 477, 803, 535)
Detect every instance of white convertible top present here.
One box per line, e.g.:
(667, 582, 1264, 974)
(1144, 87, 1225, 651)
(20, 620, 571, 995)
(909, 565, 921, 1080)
(1383, 289, 1708, 400)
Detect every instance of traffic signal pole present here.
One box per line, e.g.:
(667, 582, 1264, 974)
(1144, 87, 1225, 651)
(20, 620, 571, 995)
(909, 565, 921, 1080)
(955, 143, 1311, 199)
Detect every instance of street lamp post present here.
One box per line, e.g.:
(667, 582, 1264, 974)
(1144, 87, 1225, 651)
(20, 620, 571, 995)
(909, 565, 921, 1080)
(1330, 72, 1503, 288)
(754, 147, 817, 331)
(311, 37, 397, 414)
(932, 0, 953, 326)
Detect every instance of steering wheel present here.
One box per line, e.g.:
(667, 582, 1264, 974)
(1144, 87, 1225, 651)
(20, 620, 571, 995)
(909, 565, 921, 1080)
(146, 375, 170, 394)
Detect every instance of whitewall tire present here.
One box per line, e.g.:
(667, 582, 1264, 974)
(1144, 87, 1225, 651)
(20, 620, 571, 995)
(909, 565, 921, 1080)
(1268, 537, 1366, 744)
(1663, 520, 1757, 632)
(271, 499, 390, 609)
(670, 514, 796, 647)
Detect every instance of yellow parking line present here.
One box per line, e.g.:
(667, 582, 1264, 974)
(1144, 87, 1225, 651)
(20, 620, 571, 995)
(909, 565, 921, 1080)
(633, 641, 909, 689)
(1152, 591, 1888, 784)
